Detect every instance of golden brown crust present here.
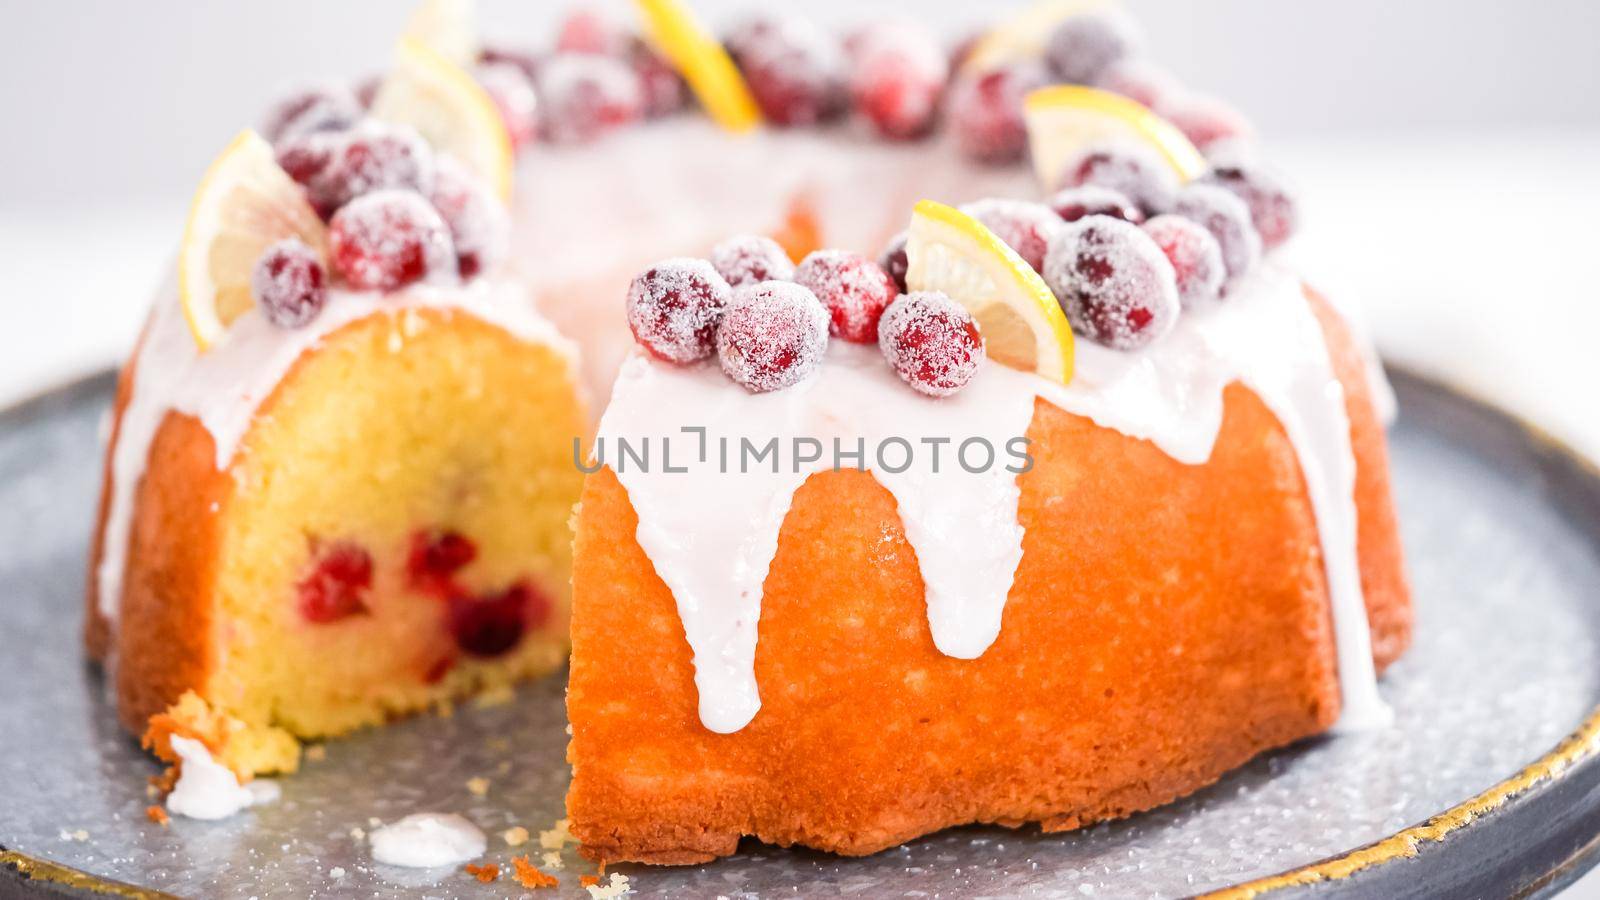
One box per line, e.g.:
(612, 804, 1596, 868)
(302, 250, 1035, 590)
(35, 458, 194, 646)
(566, 297, 1411, 865)
(84, 343, 141, 663)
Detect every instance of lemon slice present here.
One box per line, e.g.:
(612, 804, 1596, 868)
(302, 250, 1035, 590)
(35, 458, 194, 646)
(905, 200, 1073, 384)
(960, 0, 1108, 74)
(1024, 84, 1208, 190)
(371, 37, 513, 200)
(633, 0, 761, 133)
(178, 130, 328, 352)
(401, 0, 478, 69)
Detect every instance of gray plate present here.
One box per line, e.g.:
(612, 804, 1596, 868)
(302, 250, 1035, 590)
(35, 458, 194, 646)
(4, 370, 1600, 900)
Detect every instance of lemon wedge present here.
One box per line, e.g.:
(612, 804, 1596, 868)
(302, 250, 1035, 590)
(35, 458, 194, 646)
(372, 37, 513, 200)
(905, 200, 1074, 384)
(633, 0, 761, 133)
(178, 130, 328, 352)
(401, 0, 479, 69)
(960, 0, 1108, 74)
(1024, 84, 1208, 190)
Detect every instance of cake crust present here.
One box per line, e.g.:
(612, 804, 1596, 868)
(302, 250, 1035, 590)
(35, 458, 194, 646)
(566, 290, 1410, 864)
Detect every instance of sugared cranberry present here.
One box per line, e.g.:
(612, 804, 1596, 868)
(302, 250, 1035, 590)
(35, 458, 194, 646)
(1202, 156, 1299, 251)
(626, 258, 732, 363)
(716, 281, 830, 392)
(1143, 214, 1225, 308)
(846, 22, 948, 140)
(947, 63, 1049, 164)
(297, 541, 373, 623)
(475, 61, 540, 152)
(430, 158, 507, 279)
(710, 235, 795, 288)
(536, 53, 645, 143)
(961, 199, 1060, 274)
(630, 40, 688, 118)
(1044, 10, 1142, 85)
(354, 75, 383, 110)
(449, 581, 549, 658)
(554, 7, 633, 56)
(329, 190, 456, 291)
(275, 132, 337, 205)
(1160, 93, 1255, 153)
(1054, 141, 1178, 213)
(795, 250, 898, 344)
(262, 86, 362, 146)
(880, 232, 909, 293)
(1169, 183, 1262, 283)
(251, 239, 328, 328)
(1042, 215, 1180, 350)
(408, 529, 478, 596)
(1048, 184, 1146, 225)
(480, 45, 543, 84)
(877, 291, 985, 397)
(726, 15, 846, 127)
(1095, 57, 1178, 109)
(310, 122, 437, 220)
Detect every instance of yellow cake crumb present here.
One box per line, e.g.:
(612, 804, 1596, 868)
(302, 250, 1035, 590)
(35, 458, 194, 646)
(473, 683, 515, 708)
(304, 745, 327, 762)
(541, 851, 564, 870)
(503, 825, 530, 847)
(539, 818, 574, 850)
(584, 872, 631, 898)
(466, 776, 490, 797)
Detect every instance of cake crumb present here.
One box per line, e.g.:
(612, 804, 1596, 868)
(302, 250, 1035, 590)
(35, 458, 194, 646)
(511, 855, 560, 889)
(145, 806, 170, 827)
(585, 872, 631, 898)
(466, 776, 490, 797)
(305, 745, 327, 762)
(329, 867, 346, 879)
(503, 825, 530, 847)
(349, 826, 366, 841)
(464, 862, 500, 883)
(541, 851, 564, 870)
(539, 818, 575, 850)
(473, 684, 515, 708)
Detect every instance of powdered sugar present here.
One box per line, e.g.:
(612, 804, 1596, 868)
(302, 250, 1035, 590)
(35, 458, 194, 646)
(709, 234, 796, 287)
(959, 198, 1062, 273)
(626, 258, 731, 364)
(878, 291, 985, 396)
(716, 281, 830, 392)
(1144, 214, 1225, 308)
(794, 249, 898, 344)
(1043, 215, 1180, 350)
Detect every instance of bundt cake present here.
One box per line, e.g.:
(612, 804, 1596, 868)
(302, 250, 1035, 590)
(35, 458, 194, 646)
(87, 0, 1412, 872)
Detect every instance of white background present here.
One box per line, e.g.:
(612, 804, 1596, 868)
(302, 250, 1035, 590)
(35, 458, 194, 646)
(2, 1, 1599, 893)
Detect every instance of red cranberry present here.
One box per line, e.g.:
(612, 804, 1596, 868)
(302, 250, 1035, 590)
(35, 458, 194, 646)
(716, 281, 831, 392)
(429, 158, 507, 279)
(630, 40, 688, 118)
(1048, 185, 1146, 225)
(480, 45, 543, 84)
(537, 53, 645, 143)
(1169, 183, 1262, 282)
(297, 541, 373, 623)
(1160, 93, 1254, 152)
(880, 232, 909, 293)
(408, 529, 478, 596)
(262, 86, 362, 146)
(961, 199, 1060, 274)
(1095, 58, 1178, 109)
(726, 15, 846, 127)
(311, 122, 437, 220)
(475, 61, 540, 152)
(329, 190, 456, 291)
(1143, 214, 1225, 308)
(877, 291, 985, 397)
(1202, 156, 1299, 251)
(1044, 10, 1142, 85)
(795, 250, 898, 344)
(555, 7, 633, 56)
(275, 132, 338, 215)
(1055, 142, 1177, 213)
(354, 75, 383, 110)
(449, 581, 550, 658)
(710, 235, 795, 287)
(947, 63, 1049, 164)
(846, 22, 948, 140)
(251, 239, 328, 328)
(1042, 215, 1180, 350)
(626, 258, 733, 363)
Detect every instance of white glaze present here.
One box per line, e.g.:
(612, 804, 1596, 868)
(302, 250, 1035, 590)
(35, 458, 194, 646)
(166, 735, 278, 820)
(369, 813, 487, 868)
(95, 277, 574, 621)
(597, 261, 1389, 734)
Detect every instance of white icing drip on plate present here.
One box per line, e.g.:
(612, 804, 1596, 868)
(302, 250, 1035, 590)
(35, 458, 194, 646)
(598, 262, 1389, 734)
(166, 735, 278, 820)
(369, 813, 487, 868)
(95, 277, 574, 622)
